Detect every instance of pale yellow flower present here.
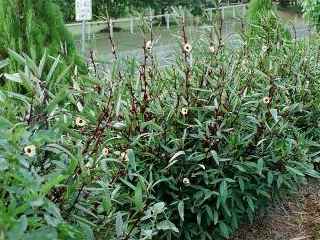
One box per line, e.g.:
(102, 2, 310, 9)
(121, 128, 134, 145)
(102, 147, 109, 157)
(183, 43, 192, 53)
(181, 108, 188, 116)
(120, 152, 128, 162)
(24, 145, 36, 157)
(75, 117, 86, 127)
(305, 81, 310, 89)
(263, 96, 271, 104)
(85, 161, 93, 169)
(242, 59, 249, 66)
(145, 40, 153, 51)
(183, 178, 191, 186)
(209, 46, 215, 54)
(262, 45, 268, 53)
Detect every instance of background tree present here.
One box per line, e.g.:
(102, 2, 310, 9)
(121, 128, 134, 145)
(246, 0, 291, 44)
(54, 0, 130, 22)
(0, 0, 80, 67)
(247, 0, 273, 23)
(139, 0, 204, 14)
(301, 0, 320, 31)
(279, 0, 291, 7)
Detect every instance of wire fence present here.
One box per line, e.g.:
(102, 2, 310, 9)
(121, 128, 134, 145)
(65, 2, 315, 68)
(67, 4, 247, 36)
(66, 3, 250, 57)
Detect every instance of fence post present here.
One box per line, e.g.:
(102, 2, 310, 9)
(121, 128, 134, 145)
(233, 6, 236, 18)
(109, 19, 114, 38)
(81, 20, 86, 56)
(209, 9, 213, 22)
(130, 18, 134, 34)
(166, 14, 170, 30)
(221, 7, 224, 20)
(87, 22, 91, 41)
(182, 11, 185, 25)
(149, 8, 153, 29)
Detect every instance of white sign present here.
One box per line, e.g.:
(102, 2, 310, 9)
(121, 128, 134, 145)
(76, 0, 92, 21)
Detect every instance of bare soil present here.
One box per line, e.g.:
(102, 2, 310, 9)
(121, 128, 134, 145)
(232, 181, 320, 240)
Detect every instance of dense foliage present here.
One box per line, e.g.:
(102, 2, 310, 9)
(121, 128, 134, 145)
(54, 0, 131, 22)
(0, 0, 80, 71)
(1, 3, 320, 240)
(246, 0, 291, 43)
(301, 0, 320, 31)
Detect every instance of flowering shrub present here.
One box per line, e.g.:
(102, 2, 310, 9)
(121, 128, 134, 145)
(1, 15, 320, 240)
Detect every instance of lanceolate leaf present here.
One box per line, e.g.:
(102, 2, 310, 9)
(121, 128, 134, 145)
(178, 201, 184, 221)
(115, 212, 124, 238)
(157, 220, 179, 233)
(127, 149, 136, 172)
(134, 183, 143, 210)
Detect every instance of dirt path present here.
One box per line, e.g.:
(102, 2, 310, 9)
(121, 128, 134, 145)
(232, 181, 320, 240)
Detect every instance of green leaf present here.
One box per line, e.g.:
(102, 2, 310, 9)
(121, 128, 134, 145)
(157, 220, 179, 233)
(46, 55, 61, 83)
(4, 73, 22, 83)
(24, 227, 58, 240)
(219, 181, 228, 204)
(0, 59, 9, 69)
(8, 49, 26, 65)
(44, 214, 60, 227)
(127, 149, 136, 172)
(119, 178, 136, 191)
(246, 197, 255, 212)
(205, 205, 213, 223)
(49, 64, 72, 90)
(218, 221, 230, 238)
(102, 192, 112, 213)
(214, 210, 219, 225)
(270, 108, 278, 122)
(178, 201, 184, 221)
(152, 202, 166, 215)
(277, 175, 283, 189)
(0, 157, 9, 171)
(79, 222, 95, 240)
(0, 90, 5, 102)
(134, 183, 143, 210)
(44, 144, 76, 161)
(286, 166, 305, 177)
(305, 169, 320, 178)
(116, 212, 124, 238)
(7, 215, 28, 239)
(211, 150, 220, 166)
(45, 87, 68, 114)
(257, 159, 264, 175)
(257, 190, 271, 199)
(165, 151, 185, 169)
(267, 172, 273, 186)
(41, 175, 66, 195)
(234, 164, 247, 172)
(238, 178, 245, 192)
(38, 50, 47, 77)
